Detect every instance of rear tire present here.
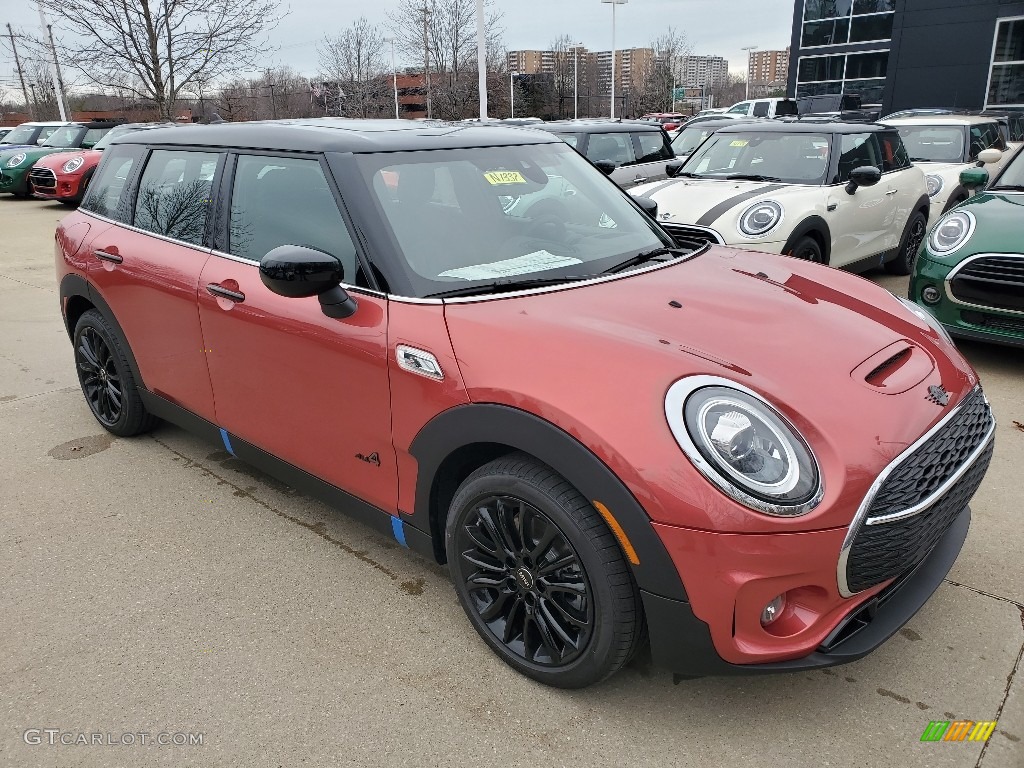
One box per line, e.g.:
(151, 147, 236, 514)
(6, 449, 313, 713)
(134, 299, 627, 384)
(887, 211, 927, 275)
(445, 453, 643, 688)
(73, 309, 158, 437)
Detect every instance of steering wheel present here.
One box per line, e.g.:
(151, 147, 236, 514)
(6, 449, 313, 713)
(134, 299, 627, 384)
(524, 199, 570, 242)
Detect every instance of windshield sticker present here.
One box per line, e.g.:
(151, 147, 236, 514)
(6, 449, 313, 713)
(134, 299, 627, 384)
(484, 170, 527, 185)
(598, 213, 618, 229)
(438, 250, 583, 280)
(729, 139, 749, 147)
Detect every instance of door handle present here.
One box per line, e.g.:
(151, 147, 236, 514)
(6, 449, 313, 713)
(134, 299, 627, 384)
(633, 176, 648, 183)
(206, 283, 245, 302)
(886, 189, 898, 196)
(93, 249, 123, 264)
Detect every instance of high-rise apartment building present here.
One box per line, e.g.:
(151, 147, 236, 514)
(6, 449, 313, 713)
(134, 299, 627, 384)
(677, 55, 730, 88)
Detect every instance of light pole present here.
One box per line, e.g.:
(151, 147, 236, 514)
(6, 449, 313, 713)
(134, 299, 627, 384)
(509, 71, 516, 118)
(601, 0, 627, 119)
(573, 42, 583, 119)
(742, 45, 758, 101)
(475, 0, 488, 119)
(387, 37, 400, 119)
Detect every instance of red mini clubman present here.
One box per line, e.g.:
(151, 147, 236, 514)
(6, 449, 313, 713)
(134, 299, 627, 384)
(55, 120, 995, 688)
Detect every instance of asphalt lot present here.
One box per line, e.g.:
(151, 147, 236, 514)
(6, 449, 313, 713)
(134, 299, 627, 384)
(1, 198, 1022, 768)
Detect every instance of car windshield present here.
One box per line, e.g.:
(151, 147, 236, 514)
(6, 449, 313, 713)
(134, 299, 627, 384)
(92, 125, 138, 151)
(1, 125, 38, 145)
(41, 126, 85, 148)
(672, 125, 717, 156)
(993, 148, 1024, 189)
(681, 131, 831, 184)
(356, 142, 677, 298)
(895, 126, 965, 163)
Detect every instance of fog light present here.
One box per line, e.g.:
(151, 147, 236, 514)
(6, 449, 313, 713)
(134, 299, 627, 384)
(761, 594, 786, 626)
(921, 285, 941, 305)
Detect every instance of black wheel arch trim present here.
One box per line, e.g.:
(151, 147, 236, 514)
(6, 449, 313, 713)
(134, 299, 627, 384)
(781, 216, 832, 263)
(941, 186, 968, 214)
(912, 194, 931, 220)
(59, 273, 147, 391)
(405, 403, 688, 601)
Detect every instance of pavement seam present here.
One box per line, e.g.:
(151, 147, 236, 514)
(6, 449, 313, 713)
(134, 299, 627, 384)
(0, 385, 77, 405)
(944, 577, 1024, 610)
(0, 273, 55, 292)
(148, 435, 429, 596)
(975, 607, 1024, 768)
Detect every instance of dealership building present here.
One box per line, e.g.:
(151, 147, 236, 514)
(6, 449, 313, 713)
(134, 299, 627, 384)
(788, 0, 1024, 113)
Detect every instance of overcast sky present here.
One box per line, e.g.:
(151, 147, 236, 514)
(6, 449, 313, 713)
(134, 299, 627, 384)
(1, 0, 795, 96)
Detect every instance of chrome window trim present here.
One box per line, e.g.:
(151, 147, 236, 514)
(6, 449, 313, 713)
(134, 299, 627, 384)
(836, 385, 993, 598)
(79, 210, 210, 255)
(663, 375, 825, 518)
(943, 252, 1024, 317)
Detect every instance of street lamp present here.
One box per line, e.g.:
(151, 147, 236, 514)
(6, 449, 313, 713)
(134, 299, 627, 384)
(476, 0, 487, 119)
(601, 0, 627, 119)
(742, 45, 758, 101)
(386, 37, 399, 119)
(510, 71, 517, 118)
(573, 42, 583, 119)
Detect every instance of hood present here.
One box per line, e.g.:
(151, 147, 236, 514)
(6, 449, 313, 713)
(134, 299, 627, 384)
(932, 191, 1024, 253)
(631, 177, 801, 230)
(0, 146, 62, 164)
(912, 161, 966, 175)
(443, 247, 977, 533)
(34, 149, 101, 172)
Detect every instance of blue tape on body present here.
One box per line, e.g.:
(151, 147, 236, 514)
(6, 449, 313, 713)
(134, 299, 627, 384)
(391, 516, 408, 548)
(219, 428, 236, 457)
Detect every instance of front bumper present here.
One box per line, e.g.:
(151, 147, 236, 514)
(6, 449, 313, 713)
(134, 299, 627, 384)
(31, 173, 85, 201)
(0, 167, 29, 195)
(642, 505, 970, 676)
(911, 254, 1024, 348)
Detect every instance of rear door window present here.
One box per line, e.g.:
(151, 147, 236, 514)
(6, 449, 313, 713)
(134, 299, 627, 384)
(133, 149, 221, 246)
(80, 145, 144, 223)
(752, 101, 771, 117)
(584, 132, 636, 167)
(633, 131, 673, 163)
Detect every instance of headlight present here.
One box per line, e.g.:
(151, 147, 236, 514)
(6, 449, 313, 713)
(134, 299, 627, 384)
(894, 294, 955, 347)
(664, 377, 823, 516)
(62, 157, 84, 174)
(928, 210, 975, 255)
(925, 174, 944, 198)
(738, 200, 783, 237)
(6, 153, 26, 168)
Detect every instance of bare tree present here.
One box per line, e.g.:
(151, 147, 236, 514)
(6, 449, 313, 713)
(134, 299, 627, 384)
(389, 0, 503, 120)
(38, 0, 285, 120)
(318, 18, 390, 118)
(630, 27, 692, 116)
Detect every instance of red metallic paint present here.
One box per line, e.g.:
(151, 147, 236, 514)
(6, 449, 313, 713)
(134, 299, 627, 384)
(196, 260, 398, 514)
(31, 149, 100, 201)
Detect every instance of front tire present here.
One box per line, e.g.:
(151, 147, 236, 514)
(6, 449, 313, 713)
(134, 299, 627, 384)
(887, 211, 927, 275)
(790, 235, 824, 264)
(445, 453, 643, 688)
(73, 310, 158, 436)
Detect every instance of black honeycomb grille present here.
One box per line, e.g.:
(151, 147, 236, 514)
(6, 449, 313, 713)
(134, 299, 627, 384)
(844, 388, 994, 593)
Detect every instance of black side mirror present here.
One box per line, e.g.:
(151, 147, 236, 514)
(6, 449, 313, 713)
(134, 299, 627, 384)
(845, 165, 882, 195)
(666, 161, 684, 178)
(594, 160, 617, 176)
(634, 195, 658, 219)
(259, 245, 357, 319)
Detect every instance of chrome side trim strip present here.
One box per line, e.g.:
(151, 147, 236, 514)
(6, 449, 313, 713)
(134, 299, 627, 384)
(836, 386, 991, 598)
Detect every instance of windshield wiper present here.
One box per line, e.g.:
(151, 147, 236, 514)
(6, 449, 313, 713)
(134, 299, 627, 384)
(424, 275, 592, 299)
(724, 173, 783, 182)
(602, 247, 689, 275)
(990, 184, 1024, 191)
(674, 171, 704, 178)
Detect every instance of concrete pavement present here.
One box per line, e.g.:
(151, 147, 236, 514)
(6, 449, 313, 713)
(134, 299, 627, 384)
(1, 199, 1021, 767)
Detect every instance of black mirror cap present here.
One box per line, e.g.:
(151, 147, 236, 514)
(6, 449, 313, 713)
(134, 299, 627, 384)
(960, 167, 990, 189)
(634, 195, 658, 219)
(666, 161, 684, 178)
(594, 160, 616, 176)
(845, 165, 882, 194)
(260, 245, 344, 298)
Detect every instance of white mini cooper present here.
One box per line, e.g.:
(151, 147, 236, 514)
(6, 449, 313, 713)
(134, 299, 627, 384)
(879, 115, 1008, 224)
(630, 122, 930, 275)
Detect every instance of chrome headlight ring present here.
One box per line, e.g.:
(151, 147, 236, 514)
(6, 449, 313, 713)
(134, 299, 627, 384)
(62, 157, 85, 174)
(737, 199, 784, 238)
(6, 153, 26, 168)
(928, 210, 975, 256)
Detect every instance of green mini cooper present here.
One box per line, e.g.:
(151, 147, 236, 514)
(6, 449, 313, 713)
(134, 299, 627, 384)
(910, 147, 1024, 347)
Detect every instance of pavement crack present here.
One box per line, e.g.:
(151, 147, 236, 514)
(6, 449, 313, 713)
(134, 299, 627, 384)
(943, 578, 1024, 610)
(0, 386, 78, 405)
(149, 436, 424, 594)
(976, 607, 1024, 768)
(0, 273, 54, 291)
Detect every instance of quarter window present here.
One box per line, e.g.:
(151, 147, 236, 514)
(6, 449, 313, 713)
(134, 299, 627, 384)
(133, 149, 220, 247)
(80, 146, 142, 223)
(634, 132, 673, 163)
(228, 154, 358, 283)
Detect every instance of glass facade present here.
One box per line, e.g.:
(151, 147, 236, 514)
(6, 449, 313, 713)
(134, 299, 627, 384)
(796, 50, 889, 103)
(988, 17, 1024, 107)
(801, 0, 895, 47)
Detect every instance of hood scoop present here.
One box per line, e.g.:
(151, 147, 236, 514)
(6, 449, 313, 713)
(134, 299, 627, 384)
(852, 341, 935, 394)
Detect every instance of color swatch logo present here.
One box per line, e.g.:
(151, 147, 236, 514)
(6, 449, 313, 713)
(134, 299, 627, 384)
(920, 721, 997, 742)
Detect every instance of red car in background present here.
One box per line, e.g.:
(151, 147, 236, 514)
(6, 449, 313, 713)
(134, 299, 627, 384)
(640, 112, 688, 132)
(30, 123, 168, 205)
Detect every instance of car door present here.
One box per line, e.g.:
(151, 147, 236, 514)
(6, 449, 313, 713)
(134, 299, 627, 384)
(629, 130, 674, 187)
(196, 152, 397, 514)
(826, 132, 894, 268)
(83, 145, 220, 422)
(877, 130, 921, 251)
(582, 131, 637, 186)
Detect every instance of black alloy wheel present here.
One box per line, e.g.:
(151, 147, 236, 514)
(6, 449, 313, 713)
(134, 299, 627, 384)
(446, 453, 643, 688)
(791, 235, 824, 264)
(455, 495, 594, 667)
(887, 211, 927, 275)
(73, 310, 158, 436)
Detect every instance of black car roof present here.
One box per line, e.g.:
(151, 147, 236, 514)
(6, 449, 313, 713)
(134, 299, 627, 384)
(536, 120, 667, 134)
(109, 118, 562, 153)
(714, 121, 893, 135)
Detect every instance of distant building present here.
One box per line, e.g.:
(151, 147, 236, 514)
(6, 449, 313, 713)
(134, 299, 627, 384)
(507, 46, 652, 94)
(749, 47, 790, 88)
(678, 55, 730, 89)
